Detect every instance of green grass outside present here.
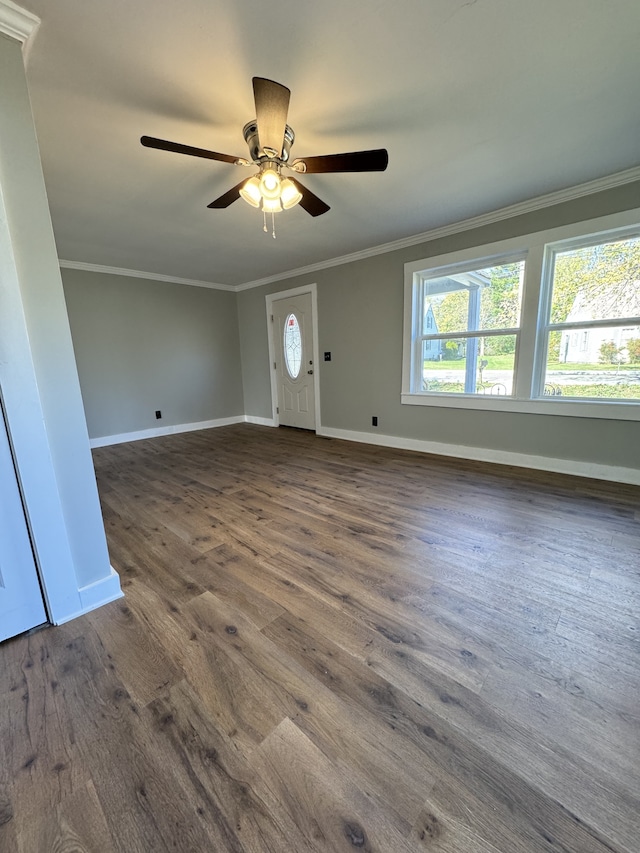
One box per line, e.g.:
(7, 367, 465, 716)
(547, 362, 639, 372)
(424, 355, 639, 372)
(424, 355, 513, 370)
(555, 384, 640, 399)
(424, 381, 466, 393)
(424, 380, 640, 399)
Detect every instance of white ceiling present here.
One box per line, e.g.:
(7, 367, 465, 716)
(18, 0, 640, 286)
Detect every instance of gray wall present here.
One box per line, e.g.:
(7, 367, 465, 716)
(238, 180, 640, 471)
(63, 269, 244, 439)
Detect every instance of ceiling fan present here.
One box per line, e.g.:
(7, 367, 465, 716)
(141, 77, 388, 232)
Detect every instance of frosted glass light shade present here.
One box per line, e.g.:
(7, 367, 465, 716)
(280, 178, 302, 210)
(239, 176, 261, 208)
(259, 168, 281, 200)
(262, 196, 282, 213)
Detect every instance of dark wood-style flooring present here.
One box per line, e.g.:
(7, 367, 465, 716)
(1, 424, 639, 852)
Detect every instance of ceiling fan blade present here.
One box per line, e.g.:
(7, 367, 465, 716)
(289, 178, 330, 217)
(207, 180, 247, 208)
(253, 77, 290, 158)
(141, 135, 240, 164)
(292, 149, 388, 174)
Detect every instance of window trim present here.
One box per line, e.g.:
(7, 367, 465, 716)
(402, 207, 640, 422)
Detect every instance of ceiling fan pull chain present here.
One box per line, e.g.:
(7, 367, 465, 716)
(272, 212, 276, 239)
(263, 209, 268, 233)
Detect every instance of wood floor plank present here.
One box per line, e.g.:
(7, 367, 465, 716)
(3, 424, 638, 852)
(0, 820, 18, 853)
(425, 775, 606, 853)
(182, 590, 436, 824)
(0, 627, 90, 820)
(409, 803, 504, 853)
(186, 550, 286, 629)
(479, 662, 639, 793)
(422, 580, 640, 693)
(220, 545, 492, 692)
(261, 610, 631, 853)
(146, 680, 322, 853)
(16, 780, 117, 853)
(44, 630, 225, 852)
(555, 601, 640, 657)
(356, 616, 640, 852)
(100, 500, 206, 604)
(86, 597, 184, 706)
(251, 563, 635, 809)
(249, 717, 417, 852)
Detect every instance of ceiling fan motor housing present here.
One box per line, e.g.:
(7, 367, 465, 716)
(243, 121, 295, 164)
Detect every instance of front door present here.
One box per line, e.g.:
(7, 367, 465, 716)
(273, 292, 316, 430)
(0, 405, 47, 642)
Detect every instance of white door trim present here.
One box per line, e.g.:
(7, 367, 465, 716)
(266, 283, 321, 431)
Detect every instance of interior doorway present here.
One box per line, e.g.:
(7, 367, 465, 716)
(266, 284, 320, 431)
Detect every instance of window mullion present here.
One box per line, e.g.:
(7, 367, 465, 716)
(516, 243, 544, 398)
(465, 287, 481, 393)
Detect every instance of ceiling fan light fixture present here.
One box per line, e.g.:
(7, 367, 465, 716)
(262, 196, 282, 213)
(280, 177, 302, 210)
(239, 176, 261, 208)
(259, 167, 281, 200)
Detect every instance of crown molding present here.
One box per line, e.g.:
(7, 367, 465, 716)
(0, 0, 40, 54)
(236, 164, 640, 291)
(59, 260, 235, 292)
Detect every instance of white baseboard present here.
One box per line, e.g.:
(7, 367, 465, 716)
(90, 415, 245, 448)
(317, 426, 640, 486)
(245, 415, 277, 427)
(89, 417, 639, 485)
(54, 567, 124, 625)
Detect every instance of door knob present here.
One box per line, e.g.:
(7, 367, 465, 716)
(307, 369, 314, 375)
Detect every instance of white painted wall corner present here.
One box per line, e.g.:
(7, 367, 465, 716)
(53, 566, 124, 625)
(89, 415, 246, 448)
(245, 415, 277, 427)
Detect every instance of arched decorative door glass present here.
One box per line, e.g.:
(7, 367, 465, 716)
(283, 313, 302, 379)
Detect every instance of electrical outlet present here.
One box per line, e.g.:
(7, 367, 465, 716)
(372, 416, 378, 427)
(155, 410, 162, 419)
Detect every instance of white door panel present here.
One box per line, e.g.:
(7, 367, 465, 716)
(297, 387, 310, 412)
(0, 406, 46, 642)
(283, 386, 295, 411)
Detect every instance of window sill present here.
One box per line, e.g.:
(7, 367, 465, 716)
(400, 392, 640, 421)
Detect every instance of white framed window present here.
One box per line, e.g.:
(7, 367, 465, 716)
(410, 253, 525, 397)
(402, 208, 640, 421)
(533, 230, 640, 402)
